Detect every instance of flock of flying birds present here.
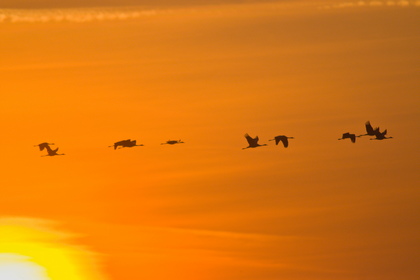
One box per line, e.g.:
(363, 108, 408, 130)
(338, 121, 393, 143)
(34, 121, 392, 157)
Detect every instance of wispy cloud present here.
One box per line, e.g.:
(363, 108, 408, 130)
(321, 0, 420, 9)
(0, 7, 161, 23)
(0, 1, 316, 24)
(145, 225, 298, 241)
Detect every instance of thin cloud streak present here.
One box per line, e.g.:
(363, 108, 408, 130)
(136, 224, 299, 241)
(0, 7, 160, 23)
(0, 61, 129, 72)
(2, 1, 418, 24)
(321, 0, 420, 9)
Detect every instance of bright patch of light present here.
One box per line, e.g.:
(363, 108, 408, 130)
(0, 217, 108, 280)
(0, 254, 50, 280)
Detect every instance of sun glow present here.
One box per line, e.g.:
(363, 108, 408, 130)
(0, 254, 50, 280)
(0, 218, 107, 280)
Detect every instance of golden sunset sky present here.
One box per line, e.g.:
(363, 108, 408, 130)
(0, 0, 419, 279)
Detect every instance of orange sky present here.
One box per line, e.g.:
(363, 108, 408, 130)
(1, 1, 419, 279)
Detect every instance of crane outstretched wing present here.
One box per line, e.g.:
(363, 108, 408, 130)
(244, 134, 253, 145)
(281, 137, 289, 147)
(365, 121, 374, 134)
(274, 135, 288, 147)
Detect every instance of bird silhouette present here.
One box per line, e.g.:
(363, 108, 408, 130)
(110, 139, 143, 150)
(371, 129, 393, 140)
(243, 134, 267, 149)
(161, 140, 184, 145)
(358, 121, 380, 137)
(34, 142, 55, 151)
(338, 132, 358, 143)
(35, 143, 64, 157)
(269, 135, 294, 148)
